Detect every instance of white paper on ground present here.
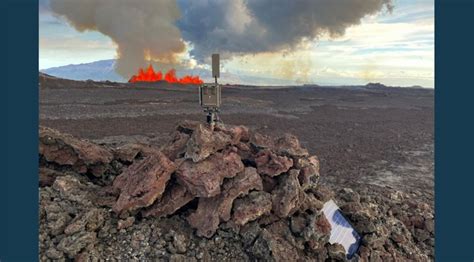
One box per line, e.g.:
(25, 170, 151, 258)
(322, 199, 361, 258)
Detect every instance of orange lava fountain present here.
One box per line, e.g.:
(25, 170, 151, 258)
(128, 65, 203, 84)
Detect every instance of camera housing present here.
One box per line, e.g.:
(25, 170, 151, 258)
(199, 83, 221, 108)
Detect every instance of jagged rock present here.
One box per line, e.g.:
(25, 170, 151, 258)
(64, 208, 106, 235)
(302, 211, 332, 244)
(45, 247, 64, 260)
(184, 124, 233, 162)
(235, 142, 254, 161)
(255, 150, 293, 177)
(39, 167, 64, 187)
(272, 169, 304, 218)
(239, 222, 262, 248)
(290, 214, 307, 235)
(340, 201, 364, 216)
(326, 243, 346, 261)
(233, 191, 272, 226)
(313, 185, 334, 202)
(112, 152, 175, 214)
(57, 231, 97, 259)
(39, 126, 113, 176)
(296, 156, 320, 191)
(250, 221, 304, 262)
(249, 132, 274, 150)
(176, 150, 244, 197)
(186, 197, 219, 238)
(215, 125, 250, 144)
(261, 174, 278, 192)
(176, 120, 201, 134)
(299, 192, 324, 211)
(161, 132, 190, 161)
(117, 217, 135, 230)
(142, 184, 195, 218)
(37, 123, 435, 261)
(112, 143, 161, 163)
(219, 167, 263, 221)
(257, 213, 281, 226)
(274, 134, 309, 157)
(187, 167, 262, 237)
(45, 209, 70, 237)
(53, 176, 98, 206)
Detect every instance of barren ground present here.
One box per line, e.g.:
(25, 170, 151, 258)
(38, 75, 434, 260)
(40, 76, 434, 200)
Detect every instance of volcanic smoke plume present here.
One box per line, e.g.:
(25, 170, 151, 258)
(49, 0, 393, 79)
(49, 0, 186, 78)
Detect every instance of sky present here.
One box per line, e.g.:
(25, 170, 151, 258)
(39, 0, 434, 88)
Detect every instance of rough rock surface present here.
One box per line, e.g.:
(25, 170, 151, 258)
(187, 167, 263, 237)
(39, 126, 113, 176)
(255, 150, 294, 177)
(142, 184, 195, 218)
(112, 151, 176, 214)
(233, 191, 273, 226)
(39, 123, 434, 261)
(39, 167, 64, 187)
(184, 124, 234, 162)
(176, 150, 245, 197)
(272, 169, 305, 218)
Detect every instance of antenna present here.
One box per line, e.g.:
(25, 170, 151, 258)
(212, 53, 220, 84)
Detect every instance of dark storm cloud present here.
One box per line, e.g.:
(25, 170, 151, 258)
(177, 0, 393, 62)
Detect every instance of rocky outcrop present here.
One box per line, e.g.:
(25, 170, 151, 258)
(104, 121, 324, 239)
(112, 152, 176, 214)
(272, 169, 305, 218)
(176, 150, 245, 197)
(38, 123, 434, 261)
(184, 124, 234, 162)
(233, 191, 273, 226)
(39, 126, 113, 176)
(255, 150, 294, 177)
(112, 143, 162, 163)
(142, 184, 194, 218)
(187, 167, 263, 237)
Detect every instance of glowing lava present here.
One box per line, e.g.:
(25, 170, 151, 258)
(128, 65, 203, 84)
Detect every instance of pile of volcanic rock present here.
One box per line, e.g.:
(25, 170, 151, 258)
(110, 120, 326, 240)
(39, 122, 433, 261)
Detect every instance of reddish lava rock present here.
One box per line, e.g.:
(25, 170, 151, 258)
(254, 150, 293, 177)
(112, 151, 175, 214)
(176, 150, 245, 197)
(184, 124, 234, 162)
(233, 191, 273, 226)
(272, 169, 304, 218)
(39, 126, 113, 176)
(142, 184, 194, 218)
(187, 167, 263, 237)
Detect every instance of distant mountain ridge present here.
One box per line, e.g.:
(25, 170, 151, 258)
(40, 59, 297, 85)
(40, 59, 428, 89)
(41, 60, 125, 82)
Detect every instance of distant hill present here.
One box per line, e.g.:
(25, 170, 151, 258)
(41, 59, 125, 82)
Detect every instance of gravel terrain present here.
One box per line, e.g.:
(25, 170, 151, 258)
(39, 74, 434, 261)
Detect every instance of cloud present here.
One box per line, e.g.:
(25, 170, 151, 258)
(177, 0, 393, 62)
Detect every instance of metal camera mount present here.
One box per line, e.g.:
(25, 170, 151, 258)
(199, 54, 222, 129)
